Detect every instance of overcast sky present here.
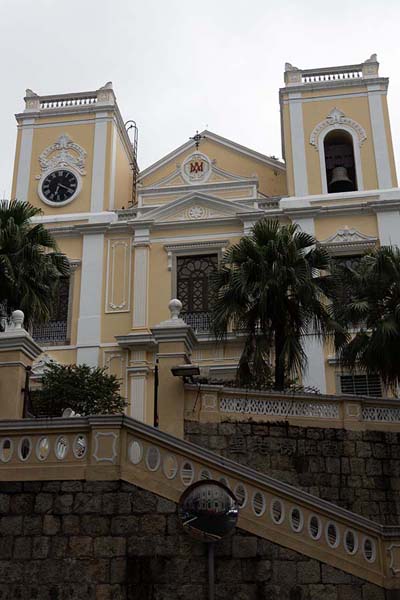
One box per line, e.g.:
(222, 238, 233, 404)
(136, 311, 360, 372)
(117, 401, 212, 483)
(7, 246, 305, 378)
(1, 0, 399, 197)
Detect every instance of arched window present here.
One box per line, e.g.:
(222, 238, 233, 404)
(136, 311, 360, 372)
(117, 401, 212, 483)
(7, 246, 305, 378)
(324, 129, 357, 193)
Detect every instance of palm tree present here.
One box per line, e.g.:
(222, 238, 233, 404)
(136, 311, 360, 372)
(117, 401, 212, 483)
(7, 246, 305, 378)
(0, 200, 69, 328)
(210, 219, 340, 390)
(333, 246, 400, 392)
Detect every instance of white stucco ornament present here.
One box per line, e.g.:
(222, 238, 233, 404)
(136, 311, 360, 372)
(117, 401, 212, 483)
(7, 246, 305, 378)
(37, 134, 87, 178)
(309, 108, 367, 151)
(181, 152, 212, 184)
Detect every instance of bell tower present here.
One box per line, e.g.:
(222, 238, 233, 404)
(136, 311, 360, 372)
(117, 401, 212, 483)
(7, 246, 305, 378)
(11, 83, 137, 215)
(280, 54, 398, 197)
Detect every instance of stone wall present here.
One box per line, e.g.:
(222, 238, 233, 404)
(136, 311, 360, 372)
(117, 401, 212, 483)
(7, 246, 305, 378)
(0, 480, 392, 599)
(184, 421, 400, 526)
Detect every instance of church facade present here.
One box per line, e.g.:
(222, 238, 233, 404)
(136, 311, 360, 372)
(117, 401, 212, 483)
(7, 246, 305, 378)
(11, 54, 399, 424)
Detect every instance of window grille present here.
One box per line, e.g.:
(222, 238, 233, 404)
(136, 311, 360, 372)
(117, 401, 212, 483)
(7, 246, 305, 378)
(339, 373, 382, 397)
(32, 277, 70, 344)
(177, 254, 218, 331)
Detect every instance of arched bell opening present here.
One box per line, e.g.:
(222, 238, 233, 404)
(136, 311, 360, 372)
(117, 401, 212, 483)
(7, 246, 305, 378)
(324, 130, 357, 193)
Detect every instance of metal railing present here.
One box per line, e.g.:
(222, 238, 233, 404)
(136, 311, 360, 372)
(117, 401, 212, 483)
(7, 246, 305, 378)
(181, 311, 211, 333)
(31, 320, 68, 344)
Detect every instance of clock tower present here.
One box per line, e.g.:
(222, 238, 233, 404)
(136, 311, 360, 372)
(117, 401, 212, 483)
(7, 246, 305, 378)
(11, 82, 137, 214)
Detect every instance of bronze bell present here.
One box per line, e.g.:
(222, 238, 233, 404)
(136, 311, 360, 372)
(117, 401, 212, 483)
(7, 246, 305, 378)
(328, 166, 354, 193)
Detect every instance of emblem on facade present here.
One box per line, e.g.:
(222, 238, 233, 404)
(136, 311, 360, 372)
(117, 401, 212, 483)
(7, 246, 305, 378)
(181, 152, 212, 184)
(36, 134, 87, 178)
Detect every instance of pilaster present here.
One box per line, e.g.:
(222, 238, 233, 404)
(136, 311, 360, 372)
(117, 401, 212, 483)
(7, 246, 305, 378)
(132, 227, 151, 329)
(151, 300, 197, 439)
(76, 231, 105, 366)
(0, 311, 42, 419)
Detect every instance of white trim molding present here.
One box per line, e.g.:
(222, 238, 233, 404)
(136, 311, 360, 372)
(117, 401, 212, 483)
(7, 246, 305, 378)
(310, 109, 366, 194)
(132, 229, 151, 328)
(288, 94, 308, 196)
(367, 85, 393, 189)
(76, 232, 105, 366)
(90, 112, 108, 212)
(15, 118, 35, 202)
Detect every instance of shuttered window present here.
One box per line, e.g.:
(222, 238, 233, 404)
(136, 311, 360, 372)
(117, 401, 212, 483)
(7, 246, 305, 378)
(340, 373, 382, 397)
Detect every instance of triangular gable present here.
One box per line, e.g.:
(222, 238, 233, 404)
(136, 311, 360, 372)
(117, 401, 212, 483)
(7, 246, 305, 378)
(139, 130, 285, 184)
(137, 192, 263, 224)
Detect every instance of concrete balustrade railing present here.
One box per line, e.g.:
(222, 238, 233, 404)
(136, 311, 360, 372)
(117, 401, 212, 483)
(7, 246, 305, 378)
(0, 415, 400, 588)
(184, 383, 400, 431)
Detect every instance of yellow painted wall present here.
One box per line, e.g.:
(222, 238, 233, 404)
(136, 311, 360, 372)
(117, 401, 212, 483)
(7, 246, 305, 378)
(27, 120, 96, 214)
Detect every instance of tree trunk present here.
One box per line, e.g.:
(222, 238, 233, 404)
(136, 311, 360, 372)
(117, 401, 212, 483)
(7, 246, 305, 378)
(274, 328, 285, 390)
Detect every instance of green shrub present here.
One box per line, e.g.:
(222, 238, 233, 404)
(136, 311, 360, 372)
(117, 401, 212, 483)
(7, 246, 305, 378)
(32, 363, 127, 417)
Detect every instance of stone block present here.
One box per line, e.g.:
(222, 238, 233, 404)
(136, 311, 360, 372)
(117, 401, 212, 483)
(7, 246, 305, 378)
(309, 584, 338, 599)
(272, 560, 296, 584)
(53, 494, 73, 514)
(73, 492, 102, 514)
(338, 585, 362, 599)
(232, 537, 257, 558)
(62, 515, 80, 535)
(50, 537, 68, 559)
(60, 481, 83, 492)
(13, 536, 32, 560)
(255, 559, 272, 581)
(32, 536, 50, 559)
(110, 558, 127, 584)
(69, 536, 93, 557)
(296, 561, 320, 583)
(110, 515, 139, 535)
(34, 493, 54, 514)
(0, 536, 13, 559)
(0, 494, 10, 514)
(140, 514, 166, 536)
(23, 515, 42, 535)
(43, 515, 60, 535)
(362, 583, 387, 600)
(0, 515, 23, 535)
(94, 536, 126, 557)
(130, 490, 157, 513)
(10, 493, 35, 514)
(321, 565, 353, 584)
(156, 497, 176, 514)
(81, 515, 110, 536)
(215, 559, 243, 582)
(84, 481, 120, 493)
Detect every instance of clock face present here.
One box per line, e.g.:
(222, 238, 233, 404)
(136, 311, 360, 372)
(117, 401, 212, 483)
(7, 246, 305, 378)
(41, 170, 78, 203)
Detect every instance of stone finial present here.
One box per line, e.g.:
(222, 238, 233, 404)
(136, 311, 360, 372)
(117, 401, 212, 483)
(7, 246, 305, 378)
(97, 81, 115, 105)
(24, 90, 40, 112)
(364, 53, 378, 63)
(11, 310, 24, 329)
(284, 63, 302, 86)
(362, 54, 379, 78)
(284, 62, 299, 72)
(169, 299, 182, 320)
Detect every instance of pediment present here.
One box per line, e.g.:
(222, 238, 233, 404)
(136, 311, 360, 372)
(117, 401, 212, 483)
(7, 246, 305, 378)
(320, 227, 377, 254)
(146, 155, 257, 190)
(139, 193, 262, 224)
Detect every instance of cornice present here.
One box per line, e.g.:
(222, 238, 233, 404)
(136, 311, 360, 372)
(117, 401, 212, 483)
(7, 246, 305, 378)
(279, 76, 389, 98)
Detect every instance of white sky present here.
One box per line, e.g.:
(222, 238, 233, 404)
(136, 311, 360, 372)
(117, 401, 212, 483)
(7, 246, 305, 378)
(1, 0, 400, 197)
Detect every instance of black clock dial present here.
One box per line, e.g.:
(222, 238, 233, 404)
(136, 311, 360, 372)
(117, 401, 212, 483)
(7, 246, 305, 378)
(41, 170, 78, 203)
